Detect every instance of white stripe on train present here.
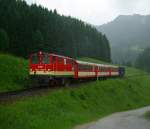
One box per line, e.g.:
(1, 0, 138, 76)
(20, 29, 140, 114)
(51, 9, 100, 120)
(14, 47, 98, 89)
(30, 70, 119, 77)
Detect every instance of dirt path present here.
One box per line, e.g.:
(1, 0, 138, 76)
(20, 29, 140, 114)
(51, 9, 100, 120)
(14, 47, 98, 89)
(74, 106, 150, 129)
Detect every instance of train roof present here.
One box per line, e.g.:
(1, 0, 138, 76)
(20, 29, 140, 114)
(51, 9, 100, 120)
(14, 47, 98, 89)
(50, 53, 74, 60)
(76, 60, 118, 68)
(31, 52, 118, 68)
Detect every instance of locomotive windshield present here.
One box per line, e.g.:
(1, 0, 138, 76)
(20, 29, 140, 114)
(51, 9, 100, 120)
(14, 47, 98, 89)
(42, 53, 50, 64)
(32, 53, 39, 64)
(31, 53, 50, 64)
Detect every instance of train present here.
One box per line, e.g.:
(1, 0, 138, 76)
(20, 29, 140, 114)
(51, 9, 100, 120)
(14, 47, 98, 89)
(29, 51, 125, 86)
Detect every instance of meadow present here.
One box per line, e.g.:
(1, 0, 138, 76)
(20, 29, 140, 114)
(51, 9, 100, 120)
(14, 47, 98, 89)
(0, 54, 150, 129)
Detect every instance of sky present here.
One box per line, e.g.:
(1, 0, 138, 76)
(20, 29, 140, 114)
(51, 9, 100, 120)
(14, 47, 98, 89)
(26, 0, 150, 25)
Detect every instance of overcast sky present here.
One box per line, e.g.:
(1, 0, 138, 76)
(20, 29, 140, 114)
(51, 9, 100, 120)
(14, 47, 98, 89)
(26, 0, 150, 25)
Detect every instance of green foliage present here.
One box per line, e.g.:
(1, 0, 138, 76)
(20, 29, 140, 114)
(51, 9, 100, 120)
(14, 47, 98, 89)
(0, 0, 111, 62)
(0, 75, 150, 129)
(0, 29, 9, 51)
(145, 111, 150, 119)
(32, 30, 44, 51)
(135, 48, 150, 72)
(0, 54, 28, 92)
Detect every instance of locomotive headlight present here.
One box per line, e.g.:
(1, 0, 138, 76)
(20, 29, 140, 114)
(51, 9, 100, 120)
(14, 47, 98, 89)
(39, 51, 42, 55)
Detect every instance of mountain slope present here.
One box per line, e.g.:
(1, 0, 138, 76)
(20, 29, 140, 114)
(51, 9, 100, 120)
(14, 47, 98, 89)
(97, 14, 150, 64)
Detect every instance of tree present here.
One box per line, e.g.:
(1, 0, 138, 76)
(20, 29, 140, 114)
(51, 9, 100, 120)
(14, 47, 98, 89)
(135, 48, 150, 72)
(0, 29, 9, 52)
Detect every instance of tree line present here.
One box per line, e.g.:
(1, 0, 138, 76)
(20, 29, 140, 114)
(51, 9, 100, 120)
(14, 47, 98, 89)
(0, 0, 111, 62)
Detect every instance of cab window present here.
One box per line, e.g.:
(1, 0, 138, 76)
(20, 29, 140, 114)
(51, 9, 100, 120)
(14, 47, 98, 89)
(32, 54, 39, 64)
(42, 53, 50, 64)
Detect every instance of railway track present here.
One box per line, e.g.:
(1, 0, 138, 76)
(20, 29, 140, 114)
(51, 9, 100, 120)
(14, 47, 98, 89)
(0, 86, 56, 103)
(0, 74, 149, 103)
(0, 81, 87, 103)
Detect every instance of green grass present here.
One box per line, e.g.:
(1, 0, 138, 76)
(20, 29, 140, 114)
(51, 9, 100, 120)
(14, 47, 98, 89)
(0, 75, 150, 129)
(145, 111, 150, 119)
(125, 66, 146, 76)
(0, 54, 28, 92)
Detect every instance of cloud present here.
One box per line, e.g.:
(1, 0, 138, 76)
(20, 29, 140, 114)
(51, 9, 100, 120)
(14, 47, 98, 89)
(115, 0, 150, 14)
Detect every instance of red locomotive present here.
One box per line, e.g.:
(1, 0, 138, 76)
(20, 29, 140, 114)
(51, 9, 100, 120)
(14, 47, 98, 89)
(29, 51, 125, 85)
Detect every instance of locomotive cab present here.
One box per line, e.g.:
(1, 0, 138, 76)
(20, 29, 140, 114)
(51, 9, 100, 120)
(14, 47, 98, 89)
(29, 51, 76, 86)
(29, 51, 75, 76)
(29, 51, 52, 75)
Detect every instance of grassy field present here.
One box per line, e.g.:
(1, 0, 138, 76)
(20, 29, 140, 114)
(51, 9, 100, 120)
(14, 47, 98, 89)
(0, 54, 28, 92)
(0, 75, 150, 129)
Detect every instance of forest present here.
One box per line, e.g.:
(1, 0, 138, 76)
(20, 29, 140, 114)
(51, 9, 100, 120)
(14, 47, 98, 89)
(0, 0, 111, 62)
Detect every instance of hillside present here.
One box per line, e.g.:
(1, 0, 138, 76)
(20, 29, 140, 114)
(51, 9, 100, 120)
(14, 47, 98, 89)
(0, 54, 28, 92)
(0, 54, 150, 129)
(97, 14, 150, 64)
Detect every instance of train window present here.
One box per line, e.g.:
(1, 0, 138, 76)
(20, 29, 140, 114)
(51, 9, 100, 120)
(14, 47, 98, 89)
(42, 54, 50, 64)
(78, 64, 93, 71)
(58, 57, 63, 64)
(52, 56, 56, 64)
(111, 67, 118, 71)
(93, 66, 95, 71)
(100, 67, 106, 71)
(99, 67, 103, 71)
(66, 59, 74, 66)
(110, 68, 113, 71)
(32, 54, 39, 64)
